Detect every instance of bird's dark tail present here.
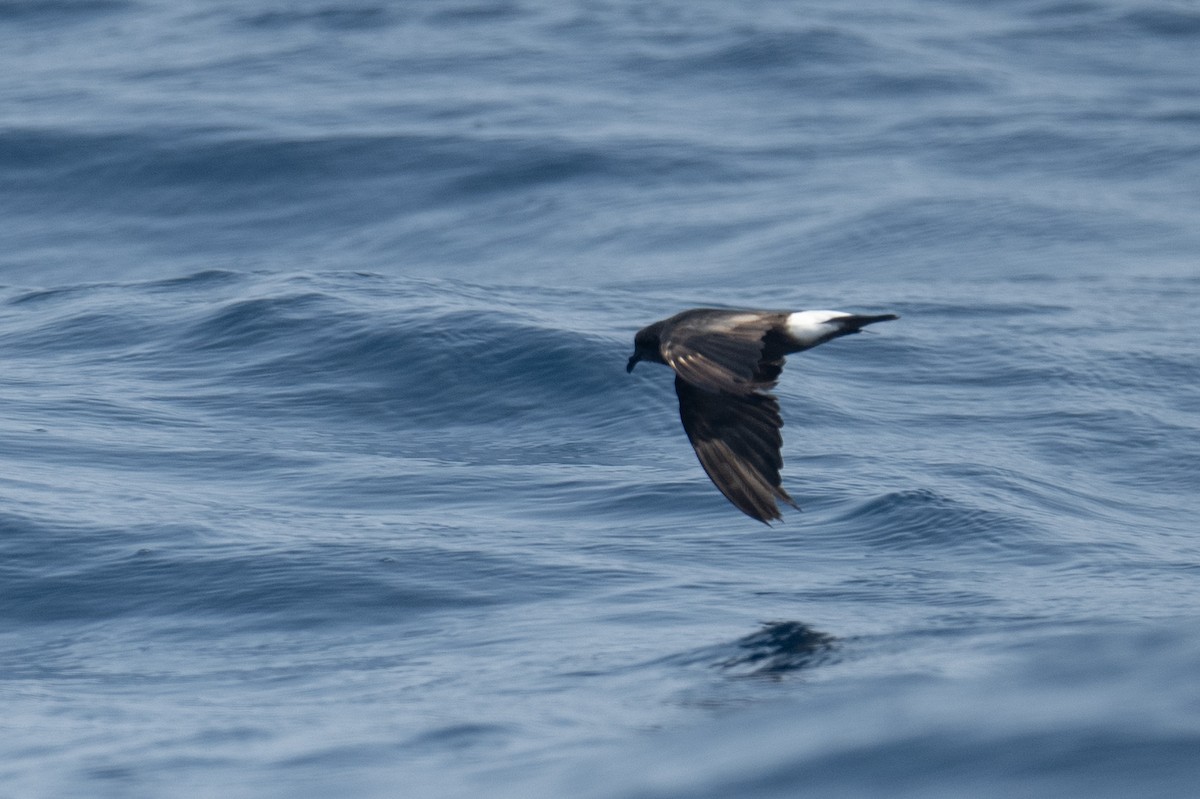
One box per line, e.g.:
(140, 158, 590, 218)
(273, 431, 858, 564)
(818, 313, 899, 345)
(840, 313, 900, 332)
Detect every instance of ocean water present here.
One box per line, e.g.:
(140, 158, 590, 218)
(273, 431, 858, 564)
(3, 1, 1200, 797)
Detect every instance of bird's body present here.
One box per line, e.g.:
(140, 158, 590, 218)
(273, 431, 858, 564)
(626, 308, 898, 524)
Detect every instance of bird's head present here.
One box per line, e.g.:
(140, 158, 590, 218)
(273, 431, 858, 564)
(626, 326, 664, 373)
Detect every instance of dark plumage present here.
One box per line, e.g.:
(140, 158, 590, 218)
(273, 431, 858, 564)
(626, 308, 898, 524)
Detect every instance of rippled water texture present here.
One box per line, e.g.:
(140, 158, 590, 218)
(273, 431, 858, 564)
(3, 1, 1200, 797)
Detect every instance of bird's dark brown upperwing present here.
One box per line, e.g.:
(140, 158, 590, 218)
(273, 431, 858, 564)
(660, 311, 788, 395)
(674, 375, 799, 524)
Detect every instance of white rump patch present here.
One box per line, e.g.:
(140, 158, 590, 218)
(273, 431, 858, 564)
(786, 310, 851, 346)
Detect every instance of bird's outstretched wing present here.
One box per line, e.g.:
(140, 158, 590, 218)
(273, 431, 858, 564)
(675, 375, 798, 524)
(660, 312, 786, 395)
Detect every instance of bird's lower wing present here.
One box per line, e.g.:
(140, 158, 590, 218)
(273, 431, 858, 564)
(675, 375, 797, 524)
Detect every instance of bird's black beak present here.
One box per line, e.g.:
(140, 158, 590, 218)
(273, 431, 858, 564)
(626, 352, 641, 373)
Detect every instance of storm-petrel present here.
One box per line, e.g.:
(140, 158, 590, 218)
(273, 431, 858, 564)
(626, 308, 899, 524)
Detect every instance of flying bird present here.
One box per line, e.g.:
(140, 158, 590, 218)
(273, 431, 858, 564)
(626, 308, 898, 524)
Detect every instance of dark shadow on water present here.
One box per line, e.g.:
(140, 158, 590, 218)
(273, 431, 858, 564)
(664, 621, 840, 678)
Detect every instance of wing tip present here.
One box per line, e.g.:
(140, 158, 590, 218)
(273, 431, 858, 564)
(747, 491, 800, 526)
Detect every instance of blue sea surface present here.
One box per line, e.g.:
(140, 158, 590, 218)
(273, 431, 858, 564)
(3, 1, 1200, 797)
